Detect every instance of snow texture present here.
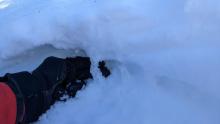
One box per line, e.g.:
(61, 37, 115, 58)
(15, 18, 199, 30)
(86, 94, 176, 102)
(0, 0, 220, 124)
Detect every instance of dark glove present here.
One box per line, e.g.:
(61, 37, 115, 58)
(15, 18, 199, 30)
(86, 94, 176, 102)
(3, 56, 92, 123)
(52, 57, 93, 101)
(65, 57, 93, 82)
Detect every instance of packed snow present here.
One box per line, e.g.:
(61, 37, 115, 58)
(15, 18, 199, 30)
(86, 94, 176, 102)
(0, 0, 220, 124)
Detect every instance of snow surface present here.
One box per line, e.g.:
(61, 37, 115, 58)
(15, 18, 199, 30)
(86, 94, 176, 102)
(0, 0, 220, 124)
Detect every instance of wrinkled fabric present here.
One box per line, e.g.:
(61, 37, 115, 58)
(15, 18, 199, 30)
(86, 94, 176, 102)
(0, 82, 17, 124)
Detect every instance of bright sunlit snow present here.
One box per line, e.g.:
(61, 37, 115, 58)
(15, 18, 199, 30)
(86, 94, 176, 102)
(0, 0, 11, 9)
(0, 0, 220, 124)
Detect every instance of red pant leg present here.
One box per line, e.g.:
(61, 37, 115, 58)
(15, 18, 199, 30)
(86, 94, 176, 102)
(0, 82, 17, 124)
